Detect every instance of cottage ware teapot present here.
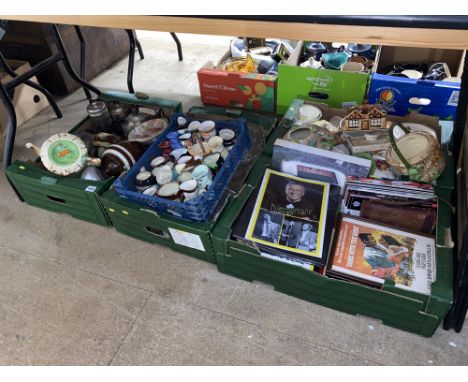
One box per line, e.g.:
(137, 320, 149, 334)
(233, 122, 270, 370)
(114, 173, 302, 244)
(26, 133, 101, 176)
(386, 123, 445, 183)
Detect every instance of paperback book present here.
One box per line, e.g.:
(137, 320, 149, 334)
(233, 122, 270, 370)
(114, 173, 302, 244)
(329, 215, 436, 295)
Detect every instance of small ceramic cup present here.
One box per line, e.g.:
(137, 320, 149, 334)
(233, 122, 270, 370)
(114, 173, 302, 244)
(207, 136, 229, 159)
(142, 184, 158, 196)
(170, 148, 188, 162)
(177, 116, 188, 134)
(135, 168, 155, 192)
(341, 61, 365, 72)
(177, 154, 193, 165)
(188, 120, 201, 132)
(348, 55, 369, 66)
(199, 120, 216, 141)
(151, 155, 167, 168)
(155, 164, 176, 185)
(202, 152, 224, 171)
(178, 171, 193, 183)
(157, 181, 180, 200)
(192, 164, 213, 194)
(180, 179, 198, 202)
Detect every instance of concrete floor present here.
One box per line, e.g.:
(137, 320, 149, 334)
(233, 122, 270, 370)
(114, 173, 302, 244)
(1, 31, 468, 366)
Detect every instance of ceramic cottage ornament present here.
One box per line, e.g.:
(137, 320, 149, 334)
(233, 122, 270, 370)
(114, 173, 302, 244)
(341, 102, 387, 131)
(26, 133, 101, 176)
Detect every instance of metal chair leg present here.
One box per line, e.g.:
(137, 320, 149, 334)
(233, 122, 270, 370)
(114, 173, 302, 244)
(49, 24, 101, 97)
(1, 82, 17, 167)
(170, 32, 183, 61)
(134, 30, 144, 60)
(74, 25, 93, 101)
(0, 51, 63, 119)
(125, 29, 136, 94)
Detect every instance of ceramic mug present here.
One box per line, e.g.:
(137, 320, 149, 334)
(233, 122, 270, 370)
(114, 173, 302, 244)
(135, 168, 155, 192)
(348, 55, 369, 66)
(155, 164, 176, 185)
(188, 120, 201, 132)
(199, 120, 216, 141)
(202, 152, 224, 171)
(157, 181, 181, 200)
(151, 155, 167, 168)
(192, 164, 213, 194)
(178, 171, 193, 183)
(207, 136, 229, 159)
(341, 61, 365, 72)
(170, 148, 188, 161)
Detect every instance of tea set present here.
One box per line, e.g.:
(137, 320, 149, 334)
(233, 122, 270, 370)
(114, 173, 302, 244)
(301, 42, 375, 73)
(133, 116, 237, 202)
(26, 100, 168, 179)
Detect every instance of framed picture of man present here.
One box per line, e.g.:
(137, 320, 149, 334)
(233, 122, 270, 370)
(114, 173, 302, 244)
(245, 169, 330, 261)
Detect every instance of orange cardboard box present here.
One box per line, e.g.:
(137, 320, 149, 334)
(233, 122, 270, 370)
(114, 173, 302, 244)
(197, 51, 277, 113)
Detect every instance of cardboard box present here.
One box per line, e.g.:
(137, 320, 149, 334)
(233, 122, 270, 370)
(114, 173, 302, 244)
(0, 59, 51, 128)
(197, 51, 277, 113)
(1, 59, 51, 159)
(276, 41, 370, 115)
(368, 46, 465, 120)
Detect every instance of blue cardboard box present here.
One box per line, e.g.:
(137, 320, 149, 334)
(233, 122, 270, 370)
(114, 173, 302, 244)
(368, 73, 460, 121)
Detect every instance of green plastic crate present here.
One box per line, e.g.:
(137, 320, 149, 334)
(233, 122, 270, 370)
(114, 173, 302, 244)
(5, 91, 182, 226)
(212, 154, 453, 337)
(97, 106, 278, 262)
(100, 190, 219, 263)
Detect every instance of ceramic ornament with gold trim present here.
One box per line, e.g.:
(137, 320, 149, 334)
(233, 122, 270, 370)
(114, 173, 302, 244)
(26, 133, 101, 176)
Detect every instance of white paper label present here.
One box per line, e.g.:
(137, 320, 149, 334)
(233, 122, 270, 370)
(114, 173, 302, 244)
(85, 185, 97, 192)
(168, 228, 205, 252)
(447, 90, 460, 107)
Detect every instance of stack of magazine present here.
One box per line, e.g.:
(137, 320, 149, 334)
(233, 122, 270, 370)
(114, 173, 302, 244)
(231, 137, 437, 295)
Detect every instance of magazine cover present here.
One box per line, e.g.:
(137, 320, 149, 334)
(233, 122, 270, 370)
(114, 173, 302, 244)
(330, 215, 436, 295)
(245, 169, 330, 262)
(272, 139, 372, 190)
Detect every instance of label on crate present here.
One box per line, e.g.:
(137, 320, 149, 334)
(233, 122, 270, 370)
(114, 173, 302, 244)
(85, 185, 97, 192)
(168, 228, 205, 252)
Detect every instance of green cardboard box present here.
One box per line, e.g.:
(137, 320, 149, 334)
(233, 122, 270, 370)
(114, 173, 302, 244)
(276, 41, 370, 115)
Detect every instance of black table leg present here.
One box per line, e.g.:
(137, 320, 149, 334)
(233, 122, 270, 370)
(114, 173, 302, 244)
(50, 24, 101, 97)
(74, 25, 93, 101)
(1, 82, 17, 167)
(134, 30, 145, 60)
(170, 32, 183, 61)
(125, 29, 136, 94)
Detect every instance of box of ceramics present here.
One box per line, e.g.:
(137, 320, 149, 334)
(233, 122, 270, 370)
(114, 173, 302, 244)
(5, 91, 182, 226)
(99, 105, 277, 263)
(114, 112, 252, 222)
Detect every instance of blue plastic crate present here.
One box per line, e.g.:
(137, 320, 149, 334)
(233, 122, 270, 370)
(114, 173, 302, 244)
(114, 113, 251, 221)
